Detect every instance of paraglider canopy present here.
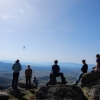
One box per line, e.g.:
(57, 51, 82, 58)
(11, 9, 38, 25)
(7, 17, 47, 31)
(23, 46, 25, 50)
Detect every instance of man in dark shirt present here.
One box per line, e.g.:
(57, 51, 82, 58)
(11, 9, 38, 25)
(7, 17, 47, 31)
(73, 60, 88, 85)
(25, 65, 32, 90)
(46, 60, 67, 86)
(92, 54, 100, 72)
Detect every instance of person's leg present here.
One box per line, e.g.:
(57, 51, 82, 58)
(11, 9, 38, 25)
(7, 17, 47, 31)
(46, 80, 52, 86)
(12, 72, 15, 88)
(75, 73, 84, 85)
(29, 78, 31, 90)
(46, 73, 52, 86)
(52, 74, 56, 85)
(15, 73, 19, 88)
(56, 72, 66, 83)
(26, 78, 28, 89)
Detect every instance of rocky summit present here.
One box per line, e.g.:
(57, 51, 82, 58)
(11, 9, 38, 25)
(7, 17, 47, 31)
(18, 80, 36, 89)
(35, 84, 87, 100)
(81, 70, 100, 100)
(0, 70, 100, 100)
(81, 70, 100, 87)
(6, 87, 27, 97)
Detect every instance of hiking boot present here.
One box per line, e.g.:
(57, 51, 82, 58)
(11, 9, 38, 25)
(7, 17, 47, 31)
(62, 78, 67, 84)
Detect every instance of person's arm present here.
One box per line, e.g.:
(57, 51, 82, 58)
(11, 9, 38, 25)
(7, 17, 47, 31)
(52, 66, 53, 73)
(31, 69, 32, 74)
(58, 66, 60, 72)
(81, 65, 84, 72)
(37, 80, 38, 84)
(20, 64, 22, 71)
(12, 64, 14, 70)
(25, 70, 26, 75)
(95, 62, 99, 71)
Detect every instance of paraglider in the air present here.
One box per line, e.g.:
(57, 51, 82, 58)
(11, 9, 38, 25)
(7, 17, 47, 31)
(23, 46, 25, 50)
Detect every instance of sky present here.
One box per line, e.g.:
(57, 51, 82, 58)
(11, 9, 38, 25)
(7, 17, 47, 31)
(0, 0, 100, 64)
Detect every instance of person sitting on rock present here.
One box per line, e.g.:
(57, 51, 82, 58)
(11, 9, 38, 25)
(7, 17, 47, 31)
(25, 65, 32, 90)
(33, 77, 38, 88)
(92, 54, 100, 72)
(12, 59, 22, 89)
(46, 71, 57, 86)
(46, 60, 67, 86)
(73, 60, 88, 85)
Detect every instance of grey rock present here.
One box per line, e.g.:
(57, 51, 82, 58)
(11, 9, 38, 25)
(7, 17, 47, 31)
(6, 87, 27, 97)
(18, 80, 36, 89)
(35, 84, 87, 100)
(0, 92, 9, 100)
(87, 85, 100, 100)
(81, 70, 100, 100)
(81, 70, 100, 87)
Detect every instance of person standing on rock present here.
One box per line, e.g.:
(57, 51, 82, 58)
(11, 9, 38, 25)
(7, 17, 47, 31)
(46, 60, 67, 85)
(73, 60, 88, 85)
(12, 59, 22, 89)
(25, 65, 32, 90)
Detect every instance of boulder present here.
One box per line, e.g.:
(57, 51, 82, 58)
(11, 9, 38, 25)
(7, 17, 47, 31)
(18, 80, 36, 89)
(35, 84, 87, 100)
(0, 92, 9, 100)
(81, 70, 100, 100)
(6, 87, 27, 97)
(81, 70, 100, 87)
(87, 85, 100, 100)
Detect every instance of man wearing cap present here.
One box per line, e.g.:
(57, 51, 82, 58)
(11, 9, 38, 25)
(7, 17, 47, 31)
(25, 65, 32, 90)
(12, 59, 22, 88)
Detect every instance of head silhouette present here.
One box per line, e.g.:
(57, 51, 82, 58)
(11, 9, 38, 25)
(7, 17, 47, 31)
(82, 60, 86, 64)
(96, 54, 100, 58)
(28, 65, 30, 69)
(16, 59, 19, 63)
(54, 60, 58, 65)
(34, 77, 36, 79)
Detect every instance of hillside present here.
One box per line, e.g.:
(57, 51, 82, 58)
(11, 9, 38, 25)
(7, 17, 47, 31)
(0, 70, 100, 100)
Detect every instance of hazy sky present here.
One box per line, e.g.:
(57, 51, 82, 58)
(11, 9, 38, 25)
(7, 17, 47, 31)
(0, 0, 100, 64)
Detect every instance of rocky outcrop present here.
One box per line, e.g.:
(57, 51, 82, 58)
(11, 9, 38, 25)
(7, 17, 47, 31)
(0, 92, 9, 100)
(87, 85, 100, 100)
(6, 87, 27, 97)
(18, 80, 36, 89)
(81, 70, 100, 87)
(35, 84, 87, 100)
(81, 70, 100, 100)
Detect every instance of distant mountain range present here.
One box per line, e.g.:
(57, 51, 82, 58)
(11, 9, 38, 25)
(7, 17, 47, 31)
(0, 60, 95, 68)
(0, 60, 95, 89)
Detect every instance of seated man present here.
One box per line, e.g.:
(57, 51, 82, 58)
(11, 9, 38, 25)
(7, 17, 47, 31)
(73, 60, 88, 85)
(46, 72, 57, 86)
(33, 77, 38, 87)
(46, 60, 67, 86)
(92, 54, 100, 72)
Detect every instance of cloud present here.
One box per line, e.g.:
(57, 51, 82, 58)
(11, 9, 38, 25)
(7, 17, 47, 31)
(1, 15, 11, 20)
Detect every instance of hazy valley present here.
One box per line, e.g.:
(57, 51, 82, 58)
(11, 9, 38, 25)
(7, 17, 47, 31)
(0, 61, 94, 89)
